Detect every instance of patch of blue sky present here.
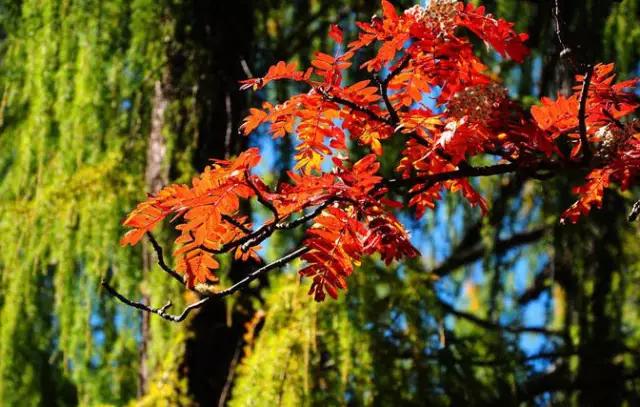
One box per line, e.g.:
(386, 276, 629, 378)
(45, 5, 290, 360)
(248, 123, 279, 178)
(120, 99, 132, 111)
(520, 293, 553, 372)
(531, 56, 543, 96)
(413, 85, 442, 113)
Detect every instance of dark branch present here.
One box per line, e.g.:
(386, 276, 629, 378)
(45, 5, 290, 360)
(317, 87, 393, 126)
(518, 263, 553, 305)
(629, 199, 640, 222)
(387, 162, 521, 190)
(377, 55, 410, 125)
(553, 0, 578, 71)
(431, 227, 546, 277)
(222, 214, 253, 234)
(275, 198, 338, 230)
(211, 246, 309, 298)
(146, 232, 184, 284)
(578, 65, 594, 164)
(214, 197, 347, 254)
(101, 279, 211, 322)
(436, 297, 563, 337)
(247, 171, 280, 221)
(103, 247, 309, 322)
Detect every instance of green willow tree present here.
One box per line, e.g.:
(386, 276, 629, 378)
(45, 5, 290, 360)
(0, 0, 185, 404)
(0, 0, 378, 405)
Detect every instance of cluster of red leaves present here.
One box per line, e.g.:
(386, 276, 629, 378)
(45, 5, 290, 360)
(121, 147, 416, 299)
(530, 64, 639, 222)
(122, 1, 639, 301)
(300, 155, 418, 300)
(121, 149, 261, 287)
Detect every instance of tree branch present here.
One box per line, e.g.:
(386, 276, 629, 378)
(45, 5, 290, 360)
(553, 0, 578, 71)
(629, 199, 640, 222)
(247, 171, 280, 221)
(317, 87, 393, 126)
(146, 232, 184, 284)
(211, 246, 309, 298)
(386, 162, 522, 190)
(275, 197, 338, 230)
(377, 55, 410, 125)
(578, 65, 594, 164)
(101, 279, 211, 322)
(431, 227, 546, 277)
(102, 247, 309, 322)
(436, 297, 563, 337)
(518, 263, 553, 305)
(222, 214, 253, 234)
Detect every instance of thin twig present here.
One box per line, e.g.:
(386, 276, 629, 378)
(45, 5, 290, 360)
(377, 55, 410, 125)
(553, 0, 577, 71)
(103, 247, 309, 322)
(213, 247, 309, 298)
(222, 214, 253, 234)
(629, 199, 640, 222)
(317, 87, 393, 126)
(101, 279, 211, 322)
(146, 232, 184, 284)
(578, 65, 594, 164)
(275, 198, 337, 230)
(374, 56, 434, 151)
(247, 171, 280, 221)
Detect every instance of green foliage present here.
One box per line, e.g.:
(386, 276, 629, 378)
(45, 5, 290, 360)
(229, 271, 375, 407)
(0, 0, 188, 404)
(604, 0, 640, 73)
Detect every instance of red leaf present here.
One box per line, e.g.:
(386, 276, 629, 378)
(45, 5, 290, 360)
(329, 24, 343, 44)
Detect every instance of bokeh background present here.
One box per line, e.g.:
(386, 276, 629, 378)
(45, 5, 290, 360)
(0, 0, 639, 405)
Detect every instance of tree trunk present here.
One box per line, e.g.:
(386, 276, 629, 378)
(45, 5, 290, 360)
(165, 1, 256, 405)
(140, 79, 170, 395)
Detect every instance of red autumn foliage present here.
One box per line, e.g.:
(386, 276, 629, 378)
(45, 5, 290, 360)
(121, 1, 639, 301)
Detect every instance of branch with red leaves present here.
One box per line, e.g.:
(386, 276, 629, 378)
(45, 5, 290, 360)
(106, 0, 639, 322)
(101, 246, 308, 322)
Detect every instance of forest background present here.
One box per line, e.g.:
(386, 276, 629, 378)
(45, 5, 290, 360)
(0, 0, 639, 405)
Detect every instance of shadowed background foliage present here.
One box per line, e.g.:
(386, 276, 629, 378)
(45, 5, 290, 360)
(0, 0, 638, 405)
